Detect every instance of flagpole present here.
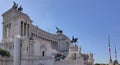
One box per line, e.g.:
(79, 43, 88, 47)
(108, 35, 112, 62)
(115, 44, 117, 60)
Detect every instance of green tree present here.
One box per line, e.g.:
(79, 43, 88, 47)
(95, 63, 100, 65)
(0, 48, 10, 57)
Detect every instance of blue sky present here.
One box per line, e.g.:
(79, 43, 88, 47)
(0, 0, 120, 64)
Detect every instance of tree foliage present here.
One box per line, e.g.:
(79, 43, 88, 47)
(0, 48, 10, 57)
(54, 53, 66, 61)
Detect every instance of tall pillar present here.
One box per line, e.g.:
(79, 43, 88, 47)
(27, 24, 29, 37)
(2, 24, 5, 39)
(26, 23, 28, 37)
(29, 24, 31, 37)
(14, 35, 21, 65)
(8, 23, 11, 37)
(8, 24, 9, 37)
(4, 25, 6, 38)
(6, 24, 9, 37)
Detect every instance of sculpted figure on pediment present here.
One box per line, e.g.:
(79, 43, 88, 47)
(12, 1, 18, 9)
(56, 27, 63, 33)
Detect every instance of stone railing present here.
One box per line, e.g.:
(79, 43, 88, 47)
(0, 56, 13, 65)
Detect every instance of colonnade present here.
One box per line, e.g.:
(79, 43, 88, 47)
(3, 23, 11, 38)
(21, 21, 29, 37)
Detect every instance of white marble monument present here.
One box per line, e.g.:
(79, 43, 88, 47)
(0, 2, 94, 65)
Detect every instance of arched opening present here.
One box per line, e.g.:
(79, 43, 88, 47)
(21, 21, 23, 36)
(42, 51, 45, 57)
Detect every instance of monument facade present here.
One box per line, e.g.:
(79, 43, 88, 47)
(0, 2, 94, 65)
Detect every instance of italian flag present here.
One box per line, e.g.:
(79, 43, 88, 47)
(108, 36, 111, 57)
(115, 45, 117, 60)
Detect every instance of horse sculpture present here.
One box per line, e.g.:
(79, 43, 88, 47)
(56, 27, 63, 33)
(12, 1, 18, 9)
(18, 6, 23, 11)
(12, 1, 23, 11)
(70, 36, 78, 43)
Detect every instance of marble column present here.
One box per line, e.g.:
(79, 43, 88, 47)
(8, 24, 9, 37)
(6, 24, 9, 37)
(14, 35, 21, 65)
(8, 23, 11, 37)
(2, 24, 5, 38)
(5, 25, 6, 38)
(29, 24, 31, 37)
(25, 23, 28, 37)
(27, 24, 29, 37)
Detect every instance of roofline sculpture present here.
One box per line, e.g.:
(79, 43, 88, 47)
(12, 1, 23, 11)
(56, 27, 63, 33)
(70, 36, 78, 43)
(12, 1, 18, 9)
